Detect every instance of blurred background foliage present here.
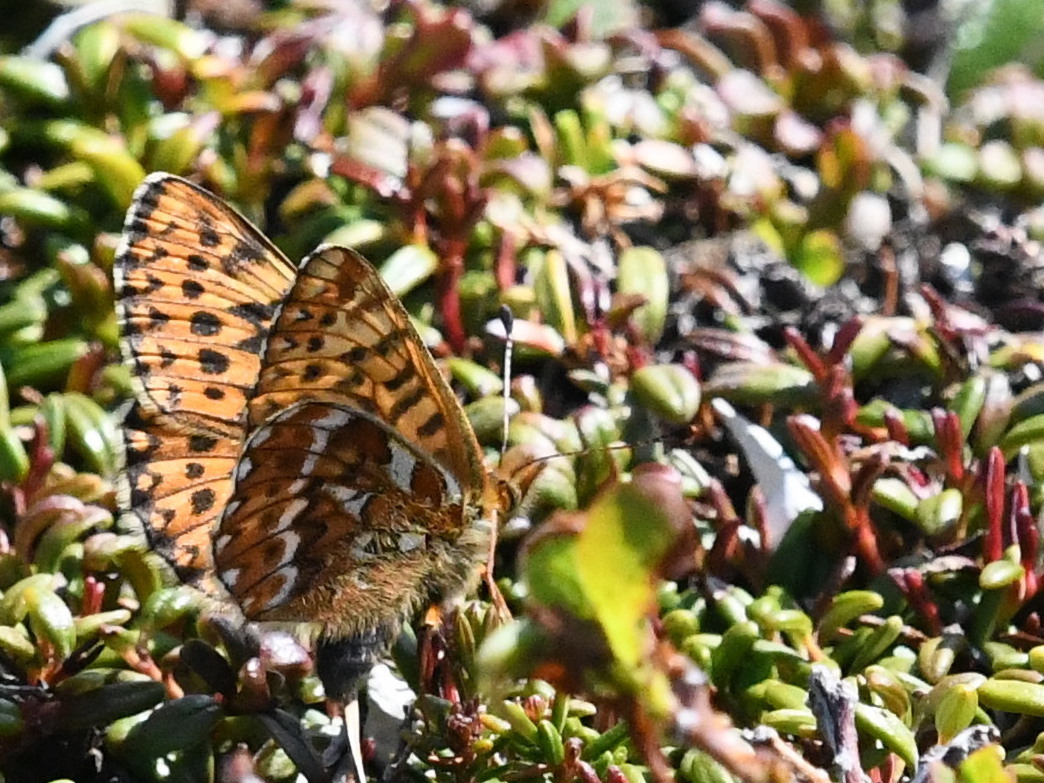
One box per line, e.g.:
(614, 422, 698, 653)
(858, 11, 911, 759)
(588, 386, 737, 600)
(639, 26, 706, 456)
(4, 0, 1044, 782)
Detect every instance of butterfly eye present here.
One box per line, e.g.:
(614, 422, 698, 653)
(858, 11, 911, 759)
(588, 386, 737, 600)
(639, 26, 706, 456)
(496, 477, 517, 515)
(495, 456, 549, 517)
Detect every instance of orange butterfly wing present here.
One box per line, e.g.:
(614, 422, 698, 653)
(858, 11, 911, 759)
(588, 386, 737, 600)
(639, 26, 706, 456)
(115, 174, 296, 583)
(214, 402, 489, 637)
(215, 247, 495, 635)
(247, 246, 488, 490)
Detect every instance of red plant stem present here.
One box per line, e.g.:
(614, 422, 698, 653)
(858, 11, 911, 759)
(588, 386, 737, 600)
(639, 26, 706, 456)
(494, 230, 518, 291)
(889, 568, 942, 636)
(849, 505, 886, 574)
(682, 350, 702, 382)
(883, 408, 909, 447)
(705, 481, 743, 575)
(438, 238, 467, 353)
(983, 447, 1005, 563)
(850, 451, 888, 511)
(787, 415, 885, 573)
(1012, 481, 1039, 596)
(783, 326, 826, 380)
(419, 625, 440, 693)
(624, 338, 650, 371)
(747, 0, 810, 69)
(328, 155, 402, 199)
(920, 284, 957, 342)
(822, 364, 857, 435)
(81, 576, 106, 617)
(931, 409, 964, 484)
(825, 316, 863, 367)
(945, 413, 966, 483)
(21, 418, 57, 506)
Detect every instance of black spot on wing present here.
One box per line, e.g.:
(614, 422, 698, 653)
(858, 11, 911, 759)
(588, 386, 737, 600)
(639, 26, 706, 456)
(373, 331, 402, 357)
(199, 217, 220, 248)
(230, 302, 275, 328)
(147, 307, 170, 327)
(232, 238, 263, 265)
(417, 410, 444, 438)
(136, 182, 161, 216)
(199, 349, 230, 375)
(343, 346, 367, 363)
(190, 311, 222, 337)
(385, 363, 416, 392)
(388, 384, 425, 421)
(235, 333, 265, 353)
(191, 488, 216, 515)
(189, 434, 218, 453)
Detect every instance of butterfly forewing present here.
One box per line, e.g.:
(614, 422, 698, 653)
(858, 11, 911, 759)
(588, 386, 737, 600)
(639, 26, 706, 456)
(116, 174, 296, 583)
(248, 246, 488, 493)
(214, 402, 487, 636)
(116, 173, 296, 434)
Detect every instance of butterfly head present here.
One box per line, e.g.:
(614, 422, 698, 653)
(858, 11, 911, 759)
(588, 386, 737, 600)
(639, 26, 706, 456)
(488, 446, 551, 521)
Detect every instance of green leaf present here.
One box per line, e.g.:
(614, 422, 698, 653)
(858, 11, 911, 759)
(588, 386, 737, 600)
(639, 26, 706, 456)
(121, 695, 222, 758)
(795, 229, 844, 286)
(379, 244, 439, 298)
(978, 677, 1044, 715)
(543, 0, 638, 36)
(948, 0, 1044, 97)
(534, 249, 577, 345)
(958, 746, 1011, 783)
(854, 702, 918, 769)
(523, 530, 592, 619)
(631, 364, 702, 424)
(574, 485, 676, 668)
(617, 247, 668, 345)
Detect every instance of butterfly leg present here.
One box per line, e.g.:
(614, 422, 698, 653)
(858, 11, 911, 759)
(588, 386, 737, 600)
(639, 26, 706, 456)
(482, 511, 512, 621)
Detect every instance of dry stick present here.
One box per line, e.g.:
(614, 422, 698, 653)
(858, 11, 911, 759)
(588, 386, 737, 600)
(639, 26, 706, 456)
(24, 0, 166, 59)
(743, 727, 831, 783)
(807, 665, 866, 783)
(910, 726, 1000, 783)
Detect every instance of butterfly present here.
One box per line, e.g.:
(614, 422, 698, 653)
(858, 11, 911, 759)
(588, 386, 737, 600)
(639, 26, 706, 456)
(116, 172, 511, 700)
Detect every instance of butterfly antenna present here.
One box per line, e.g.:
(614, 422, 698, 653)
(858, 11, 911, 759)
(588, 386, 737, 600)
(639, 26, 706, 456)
(481, 306, 517, 620)
(499, 305, 514, 457)
(503, 435, 677, 484)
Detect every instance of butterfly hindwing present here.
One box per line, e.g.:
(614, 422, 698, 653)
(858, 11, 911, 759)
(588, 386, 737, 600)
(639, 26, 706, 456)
(214, 402, 489, 637)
